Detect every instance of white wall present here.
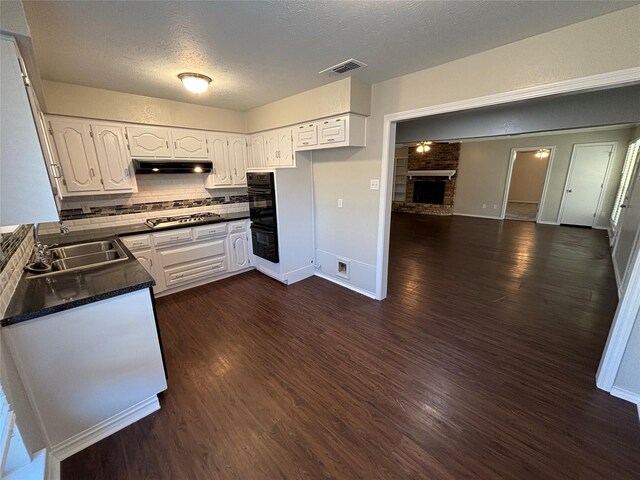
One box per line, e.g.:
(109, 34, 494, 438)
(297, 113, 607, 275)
(246, 77, 371, 133)
(42, 80, 247, 133)
(306, 6, 640, 295)
(454, 127, 635, 226)
(613, 307, 640, 401)
(507, 151, 547, 203)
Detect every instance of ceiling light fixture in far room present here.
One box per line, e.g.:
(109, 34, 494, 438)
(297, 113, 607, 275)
(416, 141, 432, 154)
(535, 149, 550, 159)
(178, 72, 212, 94)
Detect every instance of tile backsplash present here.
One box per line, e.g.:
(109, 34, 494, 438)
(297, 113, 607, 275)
(45, 173, 250, 233)
(0, 226, 33, 317)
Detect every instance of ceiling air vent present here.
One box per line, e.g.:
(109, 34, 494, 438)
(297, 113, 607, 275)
(319, 58, 368, 76)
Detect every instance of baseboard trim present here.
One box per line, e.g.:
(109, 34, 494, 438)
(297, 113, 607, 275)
(284, 265, 315, 285)
(537, 220, 560, 225)
(610, 386, 640, 405)
(314, 272, 376, 299)
(50, 395, 160, 462)
(453, 212, 502, 220)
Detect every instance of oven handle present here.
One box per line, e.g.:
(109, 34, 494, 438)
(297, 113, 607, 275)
(248, 187, 273, 194)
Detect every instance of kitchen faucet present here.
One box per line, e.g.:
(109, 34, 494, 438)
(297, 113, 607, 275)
(29, 222, 69, 270)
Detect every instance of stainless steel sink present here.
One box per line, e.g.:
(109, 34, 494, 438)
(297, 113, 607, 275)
(27, 239, 128, 277)
(51, 241, 116, 259)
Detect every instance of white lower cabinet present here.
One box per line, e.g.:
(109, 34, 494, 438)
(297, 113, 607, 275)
(122, 220, 251, 295)
(228, 221, 250, 271)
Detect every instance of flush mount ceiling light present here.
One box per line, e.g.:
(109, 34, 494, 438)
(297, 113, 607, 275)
(416, 141, 432, 154)
(178, 72, 212, 94)
(535, 149, 550, 159)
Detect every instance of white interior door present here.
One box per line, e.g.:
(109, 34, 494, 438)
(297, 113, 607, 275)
(559, 143, 614, 227)
(613, 162, 640, 291)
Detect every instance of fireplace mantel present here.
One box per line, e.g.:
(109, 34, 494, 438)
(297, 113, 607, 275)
(407, 169, 456, 180)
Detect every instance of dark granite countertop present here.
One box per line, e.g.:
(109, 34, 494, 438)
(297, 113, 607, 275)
(2, 212, 250, 327)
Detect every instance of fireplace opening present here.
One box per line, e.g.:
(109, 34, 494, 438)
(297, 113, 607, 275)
(413, 181, 446, 205)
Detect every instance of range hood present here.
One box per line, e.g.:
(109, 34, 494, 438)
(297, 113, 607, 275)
(133, 159, 213, 174)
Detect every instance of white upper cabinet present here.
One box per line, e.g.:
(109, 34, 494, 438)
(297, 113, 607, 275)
(318, 117, 346, 144)
(277, 128, 294, 167)
(126, 126, 172, 158)
(293, 114, 366, 151)
(171, 129, 208, 159)
(49, 118, 103, 193)
(263, 128, 294, 168)
(248, 135, 266, 169)
(205, 133, 232, 187)
(294, 123, 318, 149)
(91, 124, 135, 192)
(228, 135, 248, 186)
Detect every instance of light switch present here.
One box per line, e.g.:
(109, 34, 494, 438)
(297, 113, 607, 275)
(370, 179, 380, 190)
(338, 198, 343, 208)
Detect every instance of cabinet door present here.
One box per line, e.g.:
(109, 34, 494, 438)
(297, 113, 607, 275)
(277, 128, 294, 167)
(126, 126, 172, 158)
(228, 135, 248, 186)
(171, 129, 207, 158)
(229, 232, 249, 271)
(206, 133, 232, 186)
(319, 117, 346, 145)
(249, 135, 266, 168)
(294, 123, 318, 149)
(91, 124, 134, 191)
(49, 118, 103, 193)
(264, 131, 279, 167)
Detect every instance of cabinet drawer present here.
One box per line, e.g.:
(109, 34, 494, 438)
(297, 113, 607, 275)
(294, 123, 317, 149)
(120, 234, 151, 251)
(158, 239, 226, 268)
(319, 117, 346, 144)
(153, 229, 192, 246)
(228, 221, 248, 233)
(194, 223, 228, 240)
(164, 257, 227, 287)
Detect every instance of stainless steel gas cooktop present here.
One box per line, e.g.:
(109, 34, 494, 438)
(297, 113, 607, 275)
(145, 212, 221, 229)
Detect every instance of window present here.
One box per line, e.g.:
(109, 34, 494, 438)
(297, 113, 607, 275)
(611, 139, 640, 231)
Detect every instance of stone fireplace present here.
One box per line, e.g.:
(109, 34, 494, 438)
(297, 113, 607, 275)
(393, 142, 460, 215)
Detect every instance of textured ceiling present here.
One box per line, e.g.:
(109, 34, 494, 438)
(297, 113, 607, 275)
(23, 1, 638, 111)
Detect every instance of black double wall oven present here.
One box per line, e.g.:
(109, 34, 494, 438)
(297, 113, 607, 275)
(247, 172, 279, 263)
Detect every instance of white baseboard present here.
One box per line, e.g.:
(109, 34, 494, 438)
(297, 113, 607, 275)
(610, 386, 640, 405)
(50, 396, 160, 462)
(453, 212, 502, 220)
(314, 271, 377, 299)
(537, 220, 560, 225)
(284, 265, 315, 285)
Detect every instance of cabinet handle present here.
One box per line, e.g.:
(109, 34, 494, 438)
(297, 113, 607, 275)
(89, 168, 96, 177)
(51, 163, 62, 179)
(174, 141, 178, 149)
(302, 142, 309, 145)
(150, 258, 153, 267)
(124, 168, 130, 178)
(166, 140, 169, 148)
(327, 138, 335, 142)
(234, 168, 237, 175)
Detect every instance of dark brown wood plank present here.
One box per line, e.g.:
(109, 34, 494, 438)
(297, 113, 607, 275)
(62, 214, 640, 479)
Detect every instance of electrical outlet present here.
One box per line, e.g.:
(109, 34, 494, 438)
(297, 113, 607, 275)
(81, 204, 91, 214)
(482, 203, 487, 209)
(493, 204, 498, 210)
(338, 198, 343, 208)
(370, 179, 380, 190)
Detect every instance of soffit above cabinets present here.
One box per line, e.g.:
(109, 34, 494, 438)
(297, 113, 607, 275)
(23, 1, 635, 111)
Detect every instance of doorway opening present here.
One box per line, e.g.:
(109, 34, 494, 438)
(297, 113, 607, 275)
(502, 148, 553, 222)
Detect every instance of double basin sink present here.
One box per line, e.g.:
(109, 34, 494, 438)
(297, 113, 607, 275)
(29, 240, 128, 276)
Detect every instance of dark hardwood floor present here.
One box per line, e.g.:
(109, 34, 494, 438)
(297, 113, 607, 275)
(62, 214, 640, 479)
